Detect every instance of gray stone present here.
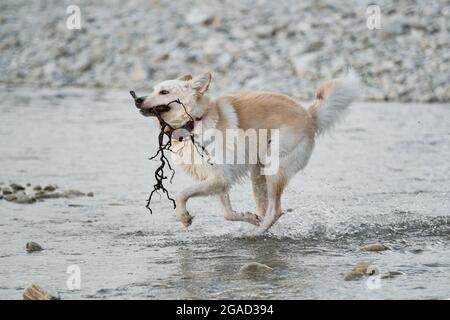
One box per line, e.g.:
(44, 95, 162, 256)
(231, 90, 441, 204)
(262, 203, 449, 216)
(381, 271, 404, 279)
(4, 194, 17, 201)
(34, 191, 61, 199)
(240, 262, 273, 273)
(343, 271, 365, 281)
(14, 194, 36, 204)
(10, 183, 25, 191)
(63, 190, 86, 198)
(358, 243, 390, 252)
(43, 185, 57, 192)
(186, 8, 215, 26)
(26, 241, 43, 253)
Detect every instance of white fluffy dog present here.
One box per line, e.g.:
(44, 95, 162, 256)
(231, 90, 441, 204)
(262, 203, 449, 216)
(134, 72, 359, 234)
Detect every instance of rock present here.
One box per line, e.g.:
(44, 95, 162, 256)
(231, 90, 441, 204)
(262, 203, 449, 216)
(10, 183, 25, 191)
(0, 194, 3, 200)
(68, 204, 84, 207)
(343, 262, 379, 280)
(4, 194, 17, 201)
(351, 262, 371, 273)
(63, 190, 85, 198)
(253, 25, 276, 38)
(14, 194, 36, 204)
(382, 19, 409, 37)
(43, 185, 57, 192)
(186, 8, 216, 26)
(23, 285, 58, 300)
(2, 187, 12, 195)
(240, 262, 273, 273)
(34, 191, 62, 199)
(33, 185, 42, 191)
(26, 183, 31, 187)
(87, 192, 94, 197)
(343, 271, 365, 281)
(381, 271, 403, 279)
(26, 242, 43, 253)
(358, 243, 390, 252)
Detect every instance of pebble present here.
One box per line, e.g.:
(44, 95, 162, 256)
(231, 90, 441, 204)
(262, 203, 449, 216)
(358, 243, 390, 252)
(10, 183, 25, 192)
(343, 262, 403, 281)
(2, 187, 12, 195)
(63, 190, 85, 198)
(4, 194, 17, 201)
(240, 262, 273, 273)
(351, 261, 371, 273)
(343, 271, 365, 281)
(1, 182, 92, 203)
(26, 242, 43, 253)
(14, 194, 36, 204)
(43, 185, 57, 192)
(381, 271, 404, 279)
(34, 191, 61, 199)
(186, 8, 216, 26)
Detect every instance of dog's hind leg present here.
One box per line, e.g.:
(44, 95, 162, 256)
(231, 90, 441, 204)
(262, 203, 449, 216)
(219, 193, 261, 226)
(252, 173, 286, 234)
(251, 165, 268, 218)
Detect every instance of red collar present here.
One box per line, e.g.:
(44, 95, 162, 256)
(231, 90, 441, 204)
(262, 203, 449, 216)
(181, 116, 203, 132)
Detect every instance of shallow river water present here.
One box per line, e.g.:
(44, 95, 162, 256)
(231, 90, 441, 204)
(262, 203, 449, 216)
(0, 86, 449, 299)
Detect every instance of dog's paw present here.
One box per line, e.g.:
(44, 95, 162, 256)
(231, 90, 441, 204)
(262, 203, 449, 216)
(244, 211, 262, 226)
(179, 211, 193, 228)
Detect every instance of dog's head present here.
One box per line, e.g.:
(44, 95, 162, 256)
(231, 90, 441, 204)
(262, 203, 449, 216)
(135, 72, 212, 128)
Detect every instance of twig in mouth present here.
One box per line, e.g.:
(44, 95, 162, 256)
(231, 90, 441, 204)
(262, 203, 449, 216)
(130, 92, 212, 214)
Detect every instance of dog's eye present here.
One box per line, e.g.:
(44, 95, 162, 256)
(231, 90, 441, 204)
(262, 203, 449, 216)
(159, 90, 169, 95)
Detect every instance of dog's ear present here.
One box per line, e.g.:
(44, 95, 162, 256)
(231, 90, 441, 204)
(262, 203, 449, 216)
(190, 72, 212, 95)
(177, 74, 193, 81)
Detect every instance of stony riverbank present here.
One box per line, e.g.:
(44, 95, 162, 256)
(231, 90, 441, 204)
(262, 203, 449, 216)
(0, 0, 449, 102)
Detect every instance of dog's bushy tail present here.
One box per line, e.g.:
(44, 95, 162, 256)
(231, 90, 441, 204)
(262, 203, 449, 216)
(309, 71, 360, 135)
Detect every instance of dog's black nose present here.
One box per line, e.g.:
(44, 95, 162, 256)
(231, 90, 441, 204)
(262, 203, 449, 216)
(135, 96, 147, 108)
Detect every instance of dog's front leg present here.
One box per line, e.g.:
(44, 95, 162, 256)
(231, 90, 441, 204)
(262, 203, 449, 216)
(176, 176, 228, 227)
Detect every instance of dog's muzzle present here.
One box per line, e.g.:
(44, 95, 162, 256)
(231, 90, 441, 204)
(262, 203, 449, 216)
(130, 90, 171, 117)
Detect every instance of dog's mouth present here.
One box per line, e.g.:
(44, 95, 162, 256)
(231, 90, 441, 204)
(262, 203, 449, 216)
(130, 90, 171, 117)
(139, 109, 155, 117)
(139, 104, 171, 117)
(130, 91, 195, 136)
